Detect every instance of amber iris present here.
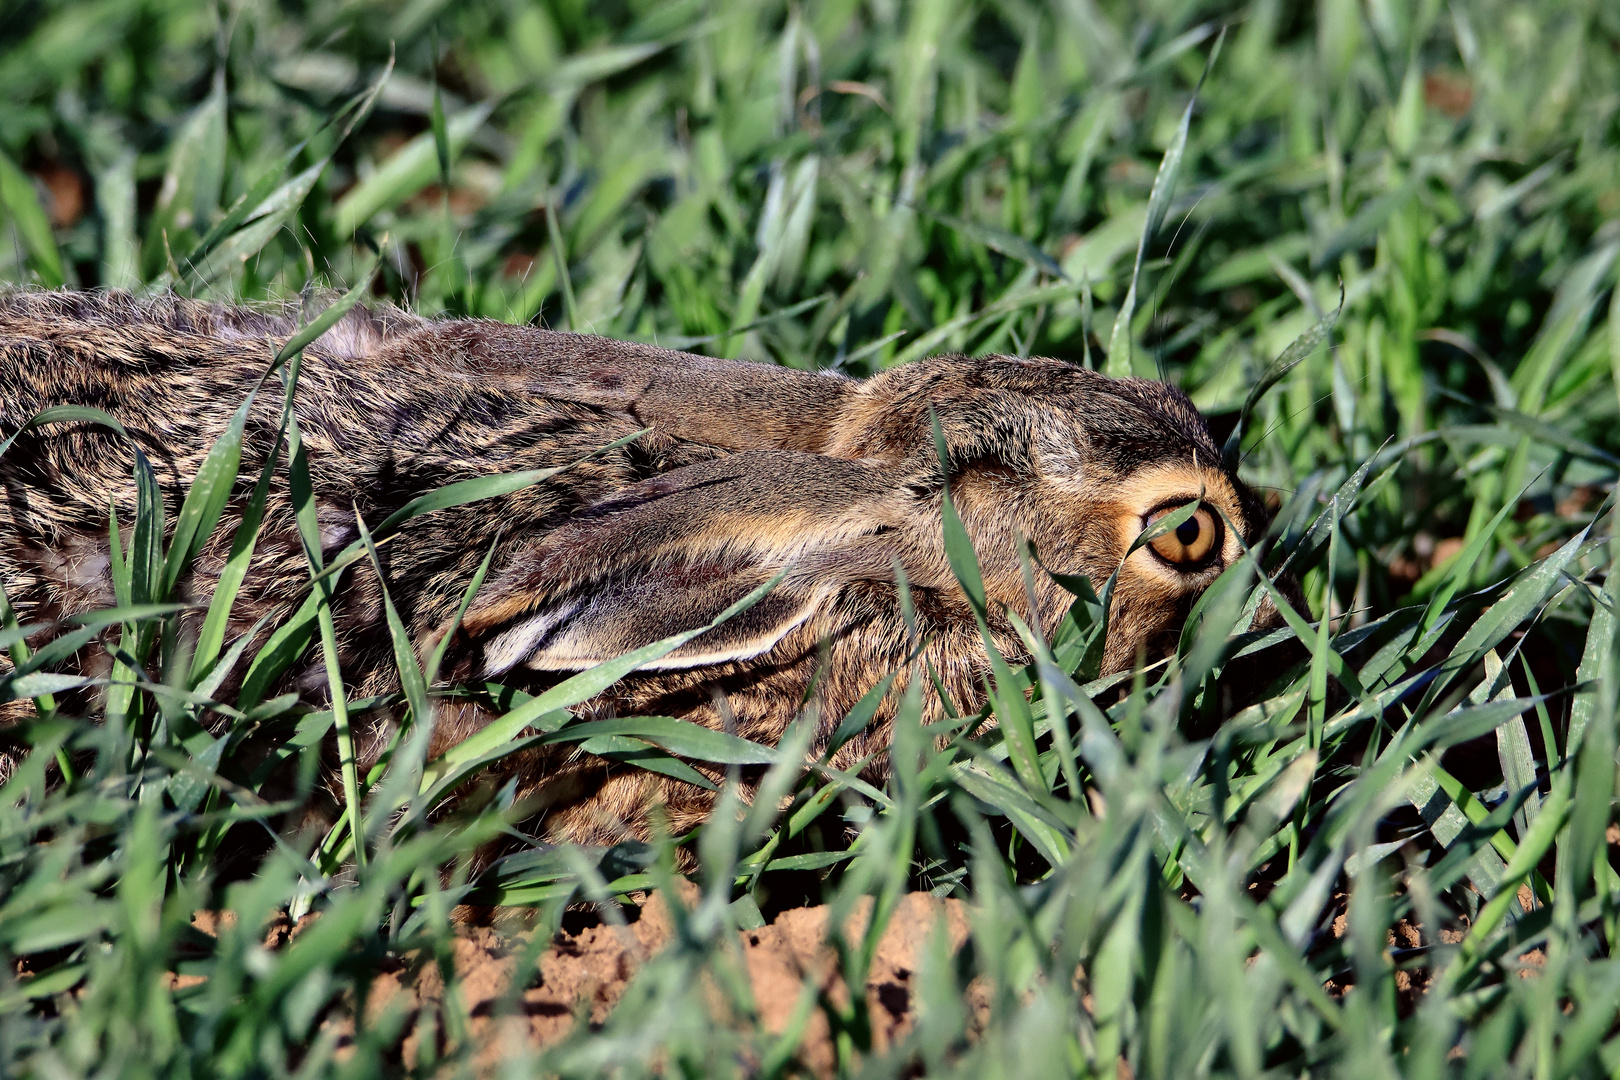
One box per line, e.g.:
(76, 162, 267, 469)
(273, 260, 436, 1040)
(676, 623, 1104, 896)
(1145, 503, 1219, 566)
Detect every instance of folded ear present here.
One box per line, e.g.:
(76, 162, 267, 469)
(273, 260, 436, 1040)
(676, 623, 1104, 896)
(407, 321, 855, 454)
(477, 559, 827, 673)
(453, 451, 910, 675)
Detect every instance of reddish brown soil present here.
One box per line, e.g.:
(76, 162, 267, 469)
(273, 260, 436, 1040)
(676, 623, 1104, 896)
(333, 887, 973, 1074)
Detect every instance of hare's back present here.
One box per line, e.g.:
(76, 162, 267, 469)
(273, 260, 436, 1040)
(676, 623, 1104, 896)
(0, 294, 698, 553)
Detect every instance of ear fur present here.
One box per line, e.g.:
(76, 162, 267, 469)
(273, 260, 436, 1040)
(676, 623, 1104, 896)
(401, 321, 855, 454)
(481, 562, 828, 673)
(455, 451, 907, 675)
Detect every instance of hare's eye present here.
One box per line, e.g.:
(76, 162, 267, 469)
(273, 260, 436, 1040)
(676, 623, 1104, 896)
(1145, 504, 1220, 567)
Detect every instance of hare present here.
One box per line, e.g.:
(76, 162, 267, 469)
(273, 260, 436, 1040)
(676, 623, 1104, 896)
(0, 290, 1275, 846)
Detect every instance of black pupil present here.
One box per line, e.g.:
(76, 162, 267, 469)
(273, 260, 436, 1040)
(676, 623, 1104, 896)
(1175, 517, 1202, 546)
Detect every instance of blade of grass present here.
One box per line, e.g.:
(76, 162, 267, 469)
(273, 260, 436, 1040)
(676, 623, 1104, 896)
(181, 60, 393, 287)
(930, 411, 1044, 793)
(0, 150, 64, 286)
(1106, 28, 1224, 378)
(280, 361, 364, 872)
(333, 101, 495, 238)
(1222, 287, 1342, 469)
(0, 406, 127, 464)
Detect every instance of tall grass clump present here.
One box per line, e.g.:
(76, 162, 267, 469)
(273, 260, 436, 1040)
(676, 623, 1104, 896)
(2, 0, 1620, 1076)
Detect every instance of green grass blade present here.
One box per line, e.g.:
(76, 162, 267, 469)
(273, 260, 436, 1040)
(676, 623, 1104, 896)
(576, 735, 717, 789)
(430, 48, 452, 191)
(349, 507, 436, 850)
(287, 403, 363, 872)
(424, 538, 498, 689)
(539, 716, 777, 765)
(129, 450, 165, 608)
(930, 411, 1044, 791)
(355, 511, 429, 733)
(544, 197, 578, 333)
(1567, 535, 1619, 751)
(827, 672, 898, 756)
(160, 394, 250, 600)
(1461, 781, 1572, 957)
(1105, 28, 1224, 379)
(174, 54, 391, 286)
(1221, 290, 1341, 469)
(1415, 528, 1591, 718)
(94, 146, 139, 290)
(0, 406, 127, 464)
(333, 101, 495, 238)
(0, 150, 64, 286)
(189, 417, 285, 684)
(181, 163, 327, 286)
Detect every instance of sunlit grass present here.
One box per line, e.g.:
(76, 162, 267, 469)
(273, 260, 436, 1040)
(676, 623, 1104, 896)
(2, 0, 1620, 1076)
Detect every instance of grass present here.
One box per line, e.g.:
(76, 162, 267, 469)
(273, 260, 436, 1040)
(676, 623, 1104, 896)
(2, 0, 1620, 1075)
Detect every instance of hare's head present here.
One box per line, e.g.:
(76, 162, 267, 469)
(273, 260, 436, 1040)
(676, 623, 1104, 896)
(822, 355, 1272, 674)
(447, 346, 1273, 692)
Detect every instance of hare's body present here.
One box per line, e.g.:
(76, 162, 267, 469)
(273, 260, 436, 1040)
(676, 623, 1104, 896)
(0, 291, 1269, 845)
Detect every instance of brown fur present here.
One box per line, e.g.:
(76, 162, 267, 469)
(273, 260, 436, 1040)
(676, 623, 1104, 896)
(0, 290, 1276, 846)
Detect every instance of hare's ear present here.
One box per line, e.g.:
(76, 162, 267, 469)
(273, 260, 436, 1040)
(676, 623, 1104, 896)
(423, 321, 855, 454)
(453, 451, 906, 674)
(475, 563, 827, 673)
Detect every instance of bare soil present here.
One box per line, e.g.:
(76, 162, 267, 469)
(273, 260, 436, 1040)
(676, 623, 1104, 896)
(319, 887, 974, 1075)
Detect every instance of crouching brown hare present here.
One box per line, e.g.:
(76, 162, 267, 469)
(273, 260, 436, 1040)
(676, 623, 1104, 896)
(0, 290, 1276, 847)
